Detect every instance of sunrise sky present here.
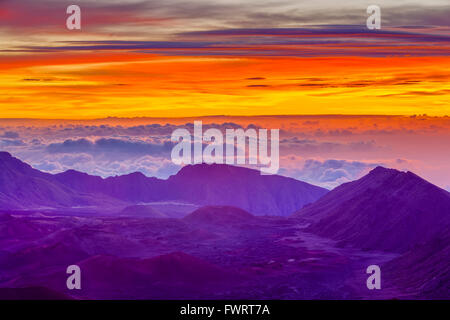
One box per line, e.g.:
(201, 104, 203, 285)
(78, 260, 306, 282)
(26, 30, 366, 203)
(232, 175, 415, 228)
(0, 0, 449, 190)
(0, 0, 449, 118)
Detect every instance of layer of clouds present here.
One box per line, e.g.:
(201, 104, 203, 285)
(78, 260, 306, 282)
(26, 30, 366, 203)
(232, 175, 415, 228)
(280, 137, 379, 155)
(0, 117, 447, 189)
(31, 153, 180, 179)
(46, 138, 174, 158)
(0, 131, 20, 139)
(279, 158, 380, 189)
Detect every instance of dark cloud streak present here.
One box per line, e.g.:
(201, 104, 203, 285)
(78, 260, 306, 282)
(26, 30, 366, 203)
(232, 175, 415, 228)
(18, 25, 450, 57)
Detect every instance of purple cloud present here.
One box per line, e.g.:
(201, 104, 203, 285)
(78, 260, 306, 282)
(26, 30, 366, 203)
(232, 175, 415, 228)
(46, 138, 175, 157)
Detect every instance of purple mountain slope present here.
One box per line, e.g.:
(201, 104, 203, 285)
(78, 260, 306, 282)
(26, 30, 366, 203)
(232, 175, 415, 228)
(293, 166, 450, 253)
(0, 152, 327, 216)
(54, 170, 166, 202)
(1, 201, 448, 299)
(0, 152, 121, 209)
(166, 164, 328, 216)
(383, 228, 450, 299)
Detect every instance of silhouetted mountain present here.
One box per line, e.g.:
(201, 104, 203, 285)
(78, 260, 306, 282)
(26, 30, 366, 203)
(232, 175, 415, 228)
(53, 169, 104, 193)
(54, 170, 165, 202)
(56, 163, 328, 216)
(293, 166, 450, 253)
(167, 164, 328, 216)
(0, 152, 118, 209)
(0, 152, 327, 216)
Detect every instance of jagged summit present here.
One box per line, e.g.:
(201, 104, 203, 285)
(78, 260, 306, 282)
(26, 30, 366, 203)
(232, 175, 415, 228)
(293, 164, 450, 253)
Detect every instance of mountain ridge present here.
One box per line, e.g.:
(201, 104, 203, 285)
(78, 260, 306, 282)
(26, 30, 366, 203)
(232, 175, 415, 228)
(293, 166, 450, 253)
(0, 151, 328, 216)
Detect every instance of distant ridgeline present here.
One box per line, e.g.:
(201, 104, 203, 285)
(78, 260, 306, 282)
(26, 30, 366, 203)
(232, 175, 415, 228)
(0, 152, 327, 216)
